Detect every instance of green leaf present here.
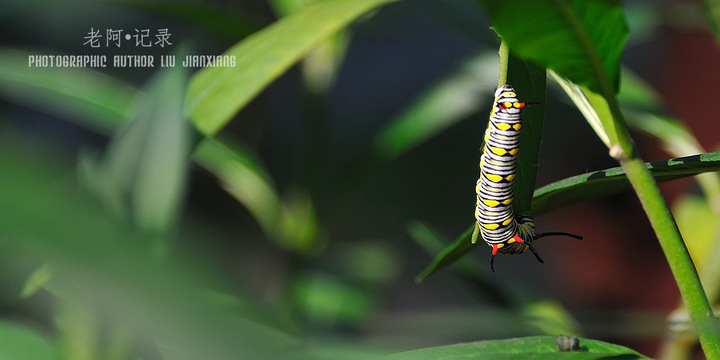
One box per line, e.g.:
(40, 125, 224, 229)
(532, 152, 720, 216)
(20, 264, 53, 299)
(374, 52, 498, 161)
(79, 66, 191, 236)
(0, 137, 303, 360)
(193, 138, 325, 254)
(0, 320, 61, 360)
(549, 71, 611, 148)
(414, 224, 475, 283)
(506, 52, 546, 214)
(0, 47, 136, 133)
(674, 194, 720, 271)
(481, 0, 628, 95)
(419, 152, 720, 280)
(268, 0, 351, 93)
(385, 335, 648, 360)
(193, 138, 282, 236)
(185, 0, 397, 136)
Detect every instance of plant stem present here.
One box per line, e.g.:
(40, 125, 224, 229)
(605, 103, 720, 358)
(497, 41, 509, 86)
(621, 157, 720, 358)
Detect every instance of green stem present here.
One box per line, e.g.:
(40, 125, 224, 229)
(497, 41, 509, 86)
(622, 158, 720, 357)
(605, 102, 720, 358)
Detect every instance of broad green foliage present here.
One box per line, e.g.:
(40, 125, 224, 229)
(482, 0, 628, 96)
(185, 0, 397, 135)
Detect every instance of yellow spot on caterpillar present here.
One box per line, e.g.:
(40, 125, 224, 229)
(513, 124, 522, 130)
(486, 174, 503, 182)
(482, 223, 499, 230)
(505, 174, 516, 181)
(496, 123, 511, 131)
(507, 238, 516, 244)
(502, 198, 513, 205)
(508, 148, 519, 156)
(483, 199, 500, 207)
(475, 183, 482, 193)
(490, 146, 506, 156)
(502, 217, 514, 226)
(496, 243, 505, 249)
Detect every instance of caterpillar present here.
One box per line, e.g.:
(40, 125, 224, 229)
(474, 85, 581, 272)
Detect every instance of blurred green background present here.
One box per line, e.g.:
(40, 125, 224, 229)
(1, 0, 719, 359)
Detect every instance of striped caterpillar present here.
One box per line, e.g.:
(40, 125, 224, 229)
(474, 85, 581, 272)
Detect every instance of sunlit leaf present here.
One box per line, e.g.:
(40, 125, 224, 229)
(549, 71, 610, 148)
(268, 0, 350, 93)
(185, 0, 397, 136)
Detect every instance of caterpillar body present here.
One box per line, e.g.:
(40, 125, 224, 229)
(474, 85, 581, 272)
